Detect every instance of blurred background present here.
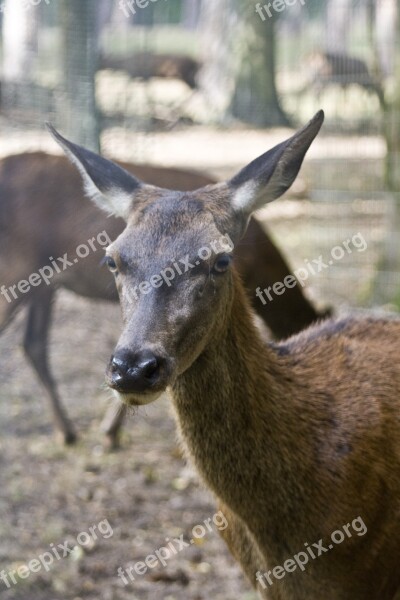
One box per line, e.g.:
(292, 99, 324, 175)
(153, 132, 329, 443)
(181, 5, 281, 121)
(0, 1, 399, 599)
(1, 0, 399, 306)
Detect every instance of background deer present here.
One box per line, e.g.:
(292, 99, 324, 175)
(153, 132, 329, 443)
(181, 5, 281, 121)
(99, 52, 201, 90)
(0, 152, 328, 446)
(49, 110, 400, 599)
(307, 51, 384, 107)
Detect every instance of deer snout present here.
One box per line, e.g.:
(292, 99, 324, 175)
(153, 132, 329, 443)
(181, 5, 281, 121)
(107, 349, 166, 394)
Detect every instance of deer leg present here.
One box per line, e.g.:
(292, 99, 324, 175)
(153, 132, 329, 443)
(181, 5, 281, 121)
(0, 299, 21, 334)
(0, 284, 29, 334)
(23, 290, 77, 445)
(100, 398, 127, 449)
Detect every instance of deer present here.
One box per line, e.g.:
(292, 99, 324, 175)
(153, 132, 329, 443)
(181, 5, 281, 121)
(307, 51, 385, 108)
(99, 52, 201, 90)
(48, 109, 400, 599)
(0, 152, 328, 447)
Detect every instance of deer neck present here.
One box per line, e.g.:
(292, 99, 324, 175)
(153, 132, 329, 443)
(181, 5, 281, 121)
(171, 271, 313, 542)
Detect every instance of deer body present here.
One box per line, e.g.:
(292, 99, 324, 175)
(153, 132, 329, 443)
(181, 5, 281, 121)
(308, 51, 384, 107)
(48, 111, 400, 598)
(99, 52, 201, 89)
(174, 282, 400, 598)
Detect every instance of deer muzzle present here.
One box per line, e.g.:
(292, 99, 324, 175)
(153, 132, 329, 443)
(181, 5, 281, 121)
(107, 348, 170, 405)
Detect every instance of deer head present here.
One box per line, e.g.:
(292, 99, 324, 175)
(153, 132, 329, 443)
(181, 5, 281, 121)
(47, 111, 324, 407)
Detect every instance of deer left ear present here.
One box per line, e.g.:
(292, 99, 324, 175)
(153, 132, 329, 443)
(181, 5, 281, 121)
(229, 110, 324, 219)
(46, 123, 144, 220)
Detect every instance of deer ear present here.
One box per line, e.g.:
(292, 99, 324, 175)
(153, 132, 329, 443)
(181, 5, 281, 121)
(46, 123, 142, 220)
(229, 110, 324, 217)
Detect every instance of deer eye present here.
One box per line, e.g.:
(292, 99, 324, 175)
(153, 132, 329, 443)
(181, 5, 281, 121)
(105, 256, 118, 273)
(212, 254, 232, 274)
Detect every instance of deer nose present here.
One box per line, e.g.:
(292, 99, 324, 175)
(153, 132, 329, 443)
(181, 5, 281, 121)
(108, 349, 163, 393)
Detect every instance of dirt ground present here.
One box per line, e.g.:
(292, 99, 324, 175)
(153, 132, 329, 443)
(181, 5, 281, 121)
(0, 121, 393, 600)
(0, 291, 258, 600)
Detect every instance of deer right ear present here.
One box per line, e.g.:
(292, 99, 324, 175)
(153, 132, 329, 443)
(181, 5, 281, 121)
(46, 123, 143, 220)
(229, 110, 324, 221)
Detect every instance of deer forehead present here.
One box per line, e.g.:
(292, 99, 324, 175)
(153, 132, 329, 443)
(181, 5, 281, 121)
(110, 193, 228, 262)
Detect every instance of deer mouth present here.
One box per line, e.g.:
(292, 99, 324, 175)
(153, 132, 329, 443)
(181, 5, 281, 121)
(112, 388, 165, 407)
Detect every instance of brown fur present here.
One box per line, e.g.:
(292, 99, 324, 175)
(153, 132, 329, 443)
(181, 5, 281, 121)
(175, 278, 400, 598)
(48, 113, 400, 599)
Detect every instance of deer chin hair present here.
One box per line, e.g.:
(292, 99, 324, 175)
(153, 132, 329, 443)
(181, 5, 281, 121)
(112, 389, 164, 407)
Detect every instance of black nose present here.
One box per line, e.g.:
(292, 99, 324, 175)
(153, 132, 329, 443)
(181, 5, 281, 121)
(108, 349, 163, 393)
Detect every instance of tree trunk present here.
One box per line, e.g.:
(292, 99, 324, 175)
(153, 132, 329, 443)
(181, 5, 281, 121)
(198, 0, 238, 123)
(324, 0, 353, 53)
(199, 0, 288, 126)
(375, 0, 397, 77)
(182, 0, 201, 29)
(2, 0, 39, 80)
(60, 0, 100, 152)
(372, 1, 400, 304)
(229, 0, 289, 127)
(96, 0, 115, 43)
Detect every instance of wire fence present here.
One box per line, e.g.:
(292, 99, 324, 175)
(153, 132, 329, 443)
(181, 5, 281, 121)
(0, 0, 399, 308)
